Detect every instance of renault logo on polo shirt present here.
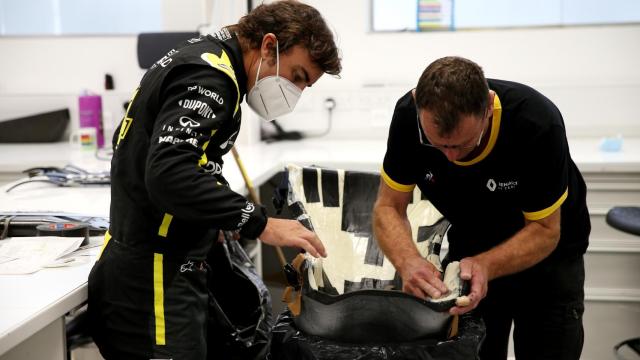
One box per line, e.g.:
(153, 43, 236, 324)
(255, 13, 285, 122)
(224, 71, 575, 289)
(487, 178, 497, 192)
(486, 178, 518, 192)
(179, 116, 200, 128)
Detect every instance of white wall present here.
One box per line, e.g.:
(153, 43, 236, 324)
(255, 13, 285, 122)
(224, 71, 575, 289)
(0, 0, 639, 144)
(0, 35, 142, 141)
(275, 0, 640, 139)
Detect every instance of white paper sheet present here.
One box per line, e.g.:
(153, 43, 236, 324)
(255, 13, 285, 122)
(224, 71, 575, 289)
(0, 236, 84, 275)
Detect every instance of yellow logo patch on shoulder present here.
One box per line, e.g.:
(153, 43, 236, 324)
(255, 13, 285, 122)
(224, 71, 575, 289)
(200, 50, 240, 116)
(201, 51, 235, 79)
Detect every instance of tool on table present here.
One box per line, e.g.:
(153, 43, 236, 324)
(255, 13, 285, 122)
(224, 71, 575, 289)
(5, 164, 110, 193)
(0, 212, 108, 240)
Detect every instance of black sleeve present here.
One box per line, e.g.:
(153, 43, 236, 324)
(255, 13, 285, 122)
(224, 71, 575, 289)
(381, 95, 420, 192)
(144, 64, 267, 238)
(519, 123, 569, 221)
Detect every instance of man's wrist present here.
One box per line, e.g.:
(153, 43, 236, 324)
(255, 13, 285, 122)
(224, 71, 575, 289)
(396, 252, 424, 273)
(471, 253, 494, 280)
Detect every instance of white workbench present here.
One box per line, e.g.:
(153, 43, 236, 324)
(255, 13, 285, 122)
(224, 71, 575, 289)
(0, 137, 638, 360)
(0, 139, 389, 359)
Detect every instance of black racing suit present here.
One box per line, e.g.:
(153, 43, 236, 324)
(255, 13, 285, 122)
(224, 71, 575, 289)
(88, 28, 267, 359)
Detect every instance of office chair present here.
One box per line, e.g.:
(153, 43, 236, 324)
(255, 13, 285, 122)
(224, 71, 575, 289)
(606, 206, 640, 360)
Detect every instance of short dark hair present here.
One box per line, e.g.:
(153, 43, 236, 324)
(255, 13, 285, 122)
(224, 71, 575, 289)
(415, 56, 488, 136)
(233, 0, 341, 76)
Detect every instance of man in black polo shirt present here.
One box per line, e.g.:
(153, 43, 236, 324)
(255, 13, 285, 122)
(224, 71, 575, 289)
(373, 56, 590, 359)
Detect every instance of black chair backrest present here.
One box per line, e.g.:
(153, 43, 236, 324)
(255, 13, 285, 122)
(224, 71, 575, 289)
(606, 207, 640, 236)
(137, 32, 200, 69)
(614, 337, 640, 359)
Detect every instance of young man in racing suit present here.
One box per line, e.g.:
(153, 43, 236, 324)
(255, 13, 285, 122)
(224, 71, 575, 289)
(88, 2, 341, 359)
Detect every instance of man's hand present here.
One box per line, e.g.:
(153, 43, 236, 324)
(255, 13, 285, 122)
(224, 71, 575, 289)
(449, 256, 489, 315)
(399, 256, 450, 300)
(259, 218, 327, 258)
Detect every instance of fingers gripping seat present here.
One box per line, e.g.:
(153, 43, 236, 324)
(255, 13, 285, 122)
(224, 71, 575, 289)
(281, 164, 472, 343)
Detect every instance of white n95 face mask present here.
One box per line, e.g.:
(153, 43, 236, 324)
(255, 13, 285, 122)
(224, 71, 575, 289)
(246, 41, 302, 121)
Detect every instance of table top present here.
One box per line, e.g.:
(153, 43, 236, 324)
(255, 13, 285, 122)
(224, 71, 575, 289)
(0, 250, 95, 355)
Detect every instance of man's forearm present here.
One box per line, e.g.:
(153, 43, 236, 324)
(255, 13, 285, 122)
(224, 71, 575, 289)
(373, 204, 421, 269)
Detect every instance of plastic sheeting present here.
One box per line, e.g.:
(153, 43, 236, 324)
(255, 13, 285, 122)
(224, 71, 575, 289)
(271, 310, 485, 360)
